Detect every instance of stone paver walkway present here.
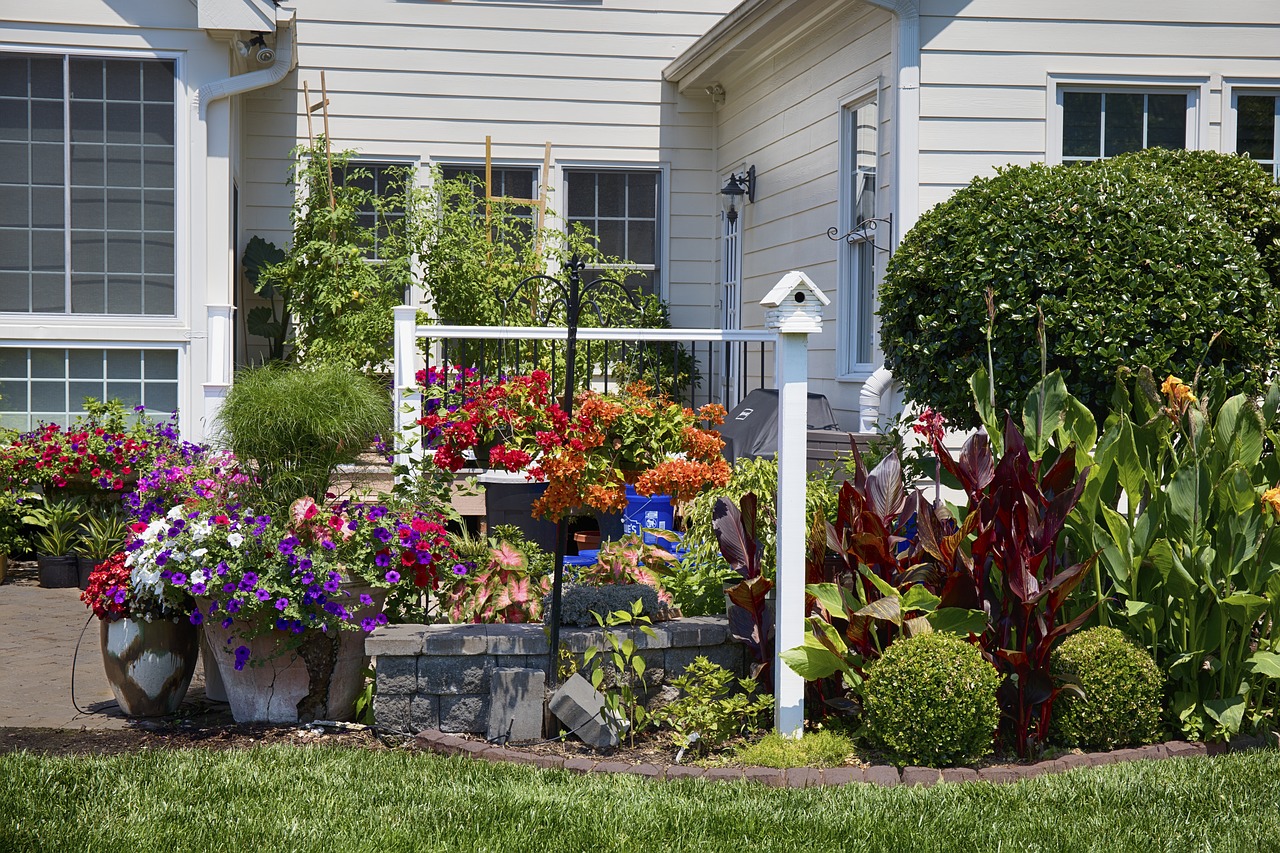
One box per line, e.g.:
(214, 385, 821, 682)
(0, 562, 208, 729)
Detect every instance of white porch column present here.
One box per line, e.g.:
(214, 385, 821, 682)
(761, 271, 828, 738)
(393, 305, 423, 475)
(202, 303, 235, 429)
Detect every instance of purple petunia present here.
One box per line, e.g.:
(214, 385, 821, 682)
(373, 527, 391, 543)
(452, 563, 468, 576)
(374, 551, 391, 568)
(233, 645, 251, 671)
(189, 610, 204, 626)
(191, 582, 207, 596)
(359, 594, 373, 606)
(275, 597, 289, 611)
(255, 589, 271, 602)
(385, 570, 400, 584)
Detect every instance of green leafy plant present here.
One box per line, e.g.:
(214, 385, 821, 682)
(1051, 627, 1165, 750)
(862, 632, 1001, 768)
(241, 235, 287, 362)
(77, 509, 130, 562)
(23, 499, 83, 557)
(215, 362, 392, 513)
(1065, 367, 1280, 740)
(880, 152, 1280, 426)
(656, 656, 773, 755)
(0, 490, 29, 556)
(353, 665, 377, 726)
(583, 599, 657, 748)
(254, 140, 417, 369)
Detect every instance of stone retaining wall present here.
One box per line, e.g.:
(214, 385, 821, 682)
(367, 616, 743, 738)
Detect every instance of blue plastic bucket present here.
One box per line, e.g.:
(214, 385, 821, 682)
(622, 485, 675, 545)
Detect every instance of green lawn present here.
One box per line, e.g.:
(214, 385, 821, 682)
(3, 746, 1279, 852)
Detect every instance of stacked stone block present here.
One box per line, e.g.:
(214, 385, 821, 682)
(368, 617, 743, 739)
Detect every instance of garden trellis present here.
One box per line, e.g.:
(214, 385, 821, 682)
(392, 269, 827, 737)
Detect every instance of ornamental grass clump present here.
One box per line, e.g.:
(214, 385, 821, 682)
(1051, 627, 1165, 750)
(862, 633, 1000, 768)
(215, 362, 391, 512)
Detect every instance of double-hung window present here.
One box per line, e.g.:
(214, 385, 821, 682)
(1060, 89, 1191, 164)
(0, 52, 176, 315)
(1235, 93, 1280, 182)
(439, 164, 538, 241)
(838, 96, 879, 376)
(339, 161, 412, 261)
(564, 169, 660, 298)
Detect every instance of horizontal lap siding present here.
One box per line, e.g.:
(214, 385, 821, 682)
(708, 5, 893, 424)
(917, 1, 1280, 210)
(239, 0, 736, 325)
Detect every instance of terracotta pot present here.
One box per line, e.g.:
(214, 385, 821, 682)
(37, 555, 79, 588)
(99, 616, 200, 717)
(198, 583, 387, 723)
(573, 531, 602, 550)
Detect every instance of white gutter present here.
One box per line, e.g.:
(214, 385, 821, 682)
(193, 12, 297, 120)
(864, 0, 920, 235)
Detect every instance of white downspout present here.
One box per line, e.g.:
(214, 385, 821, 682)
(190, 13, 297, 438)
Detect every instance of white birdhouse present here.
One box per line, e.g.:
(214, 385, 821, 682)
(760, 270, 829, 334)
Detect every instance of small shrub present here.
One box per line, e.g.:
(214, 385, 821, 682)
(1051, 626, 1165, 750)
(657, 657, 773, 753)
(733, 731, 855, 769)
(862, 633, 1000, 768)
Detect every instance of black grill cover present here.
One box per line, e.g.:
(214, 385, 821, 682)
(715, 388, 840, 464)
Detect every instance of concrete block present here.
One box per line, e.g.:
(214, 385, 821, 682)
(410, 694, 440, 731)
(418, 655, 494, 694)
(440, 694, 491, 733)
(374, 655, 417, 696)
(547, 672, 623, 750)
(665, 616, 728, 647)
(486, 624, 550, 655)
(487, 668, 546, 744)
(365, 624, 426, 657)
(664, 643, 745, 679)
(559, 628, 603, 654)
(422, 624, 488, 655)
(374, 694, 409, 733)
(496, 654, 530, 668)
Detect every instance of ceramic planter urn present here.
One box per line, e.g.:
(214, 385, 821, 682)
(199, 583, 387, 724)
(100, 616, 200, 717)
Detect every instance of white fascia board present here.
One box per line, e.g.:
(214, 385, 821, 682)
(197, 0, 275, 33)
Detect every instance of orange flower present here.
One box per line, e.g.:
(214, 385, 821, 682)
(1161, 375, 1197, 408)
(1263, 486, 1280, 516)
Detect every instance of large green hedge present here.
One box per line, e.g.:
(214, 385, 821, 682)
(879, 150, 1280, 426)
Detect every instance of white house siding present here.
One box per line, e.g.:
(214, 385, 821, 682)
(666, 1, 895, 427)
(0, 1, 241, 440)
(236, 0, 739, 351)
(916, 0, 1280, 212)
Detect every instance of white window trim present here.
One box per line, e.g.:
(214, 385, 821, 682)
(556, 161, 670, 302)
(1223, 79, 1280, 172)
(835, 80, 882, 382)
(0, 44, 187, 330)
(0, 339, 187, 434)
(1046, 73, 1210, 165)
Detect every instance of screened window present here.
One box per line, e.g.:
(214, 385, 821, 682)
(840, 98, 879, 374)
(1236, 94, 1279, 181)
(439, 164, 538, 240)
(565, 169, 660, 297)
(338, 161, 410, 260)
(0, 53, 176, 315)
(0, 347, 179, 430)
(1062, 90, 1188, 164)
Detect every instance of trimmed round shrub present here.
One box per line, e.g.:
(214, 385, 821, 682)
(879, 151, 1280, 427)
(1051, 626, 1164, 750)
(862, 632, 1000, 767)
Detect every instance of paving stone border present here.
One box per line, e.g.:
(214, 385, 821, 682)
(411, 730, 1278, 787)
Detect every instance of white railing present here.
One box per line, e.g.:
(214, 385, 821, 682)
(391, 271, 827, 737)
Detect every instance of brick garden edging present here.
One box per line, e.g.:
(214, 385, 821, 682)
(410, 732, 1274, 787)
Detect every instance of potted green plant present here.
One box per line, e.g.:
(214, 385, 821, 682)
(77, 509, 130, 590)
(24, 499, 83, 588)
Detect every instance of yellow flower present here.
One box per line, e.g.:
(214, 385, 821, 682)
(1160, 375, 1197, 407)
(1262, 486, 1280, 516)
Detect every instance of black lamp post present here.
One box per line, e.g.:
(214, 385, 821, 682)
(719, 165, 756, 224)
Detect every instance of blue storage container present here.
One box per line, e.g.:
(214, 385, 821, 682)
(622, 485, 675, 545)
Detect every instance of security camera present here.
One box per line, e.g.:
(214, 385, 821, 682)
(255, 44, 275, 64)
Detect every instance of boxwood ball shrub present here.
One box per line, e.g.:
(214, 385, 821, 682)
(879, 152, 1280, 427)
(1050, 626, 1164, 750)
(862, 632, 1000, 768)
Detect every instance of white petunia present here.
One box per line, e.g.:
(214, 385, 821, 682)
(227, 532, 244, 548)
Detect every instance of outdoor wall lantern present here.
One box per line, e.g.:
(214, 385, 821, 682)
(720, 165, 756, 224)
